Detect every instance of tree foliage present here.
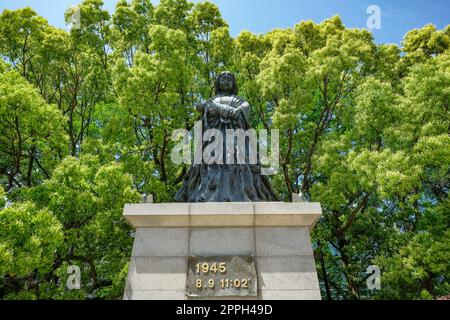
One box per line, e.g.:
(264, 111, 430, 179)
(0, 1, 449, 300)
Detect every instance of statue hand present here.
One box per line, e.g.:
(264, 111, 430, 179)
(230, 107, 242, 120)
(203, 101, 220, 116)
(195, 102, 206, 113)
(197, 101, 219, 113)
(219, 105, 235, 119)
(205, 102, 239, 119)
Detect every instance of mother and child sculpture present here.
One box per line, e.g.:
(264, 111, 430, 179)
(175, 71, 278, 203)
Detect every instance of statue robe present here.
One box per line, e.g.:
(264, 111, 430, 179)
(175, 94, 278, 202)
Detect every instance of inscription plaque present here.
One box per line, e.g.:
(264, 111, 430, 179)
(186, 256, 257, 297)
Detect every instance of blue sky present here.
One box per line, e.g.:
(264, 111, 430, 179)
(1, 0, 449, 45)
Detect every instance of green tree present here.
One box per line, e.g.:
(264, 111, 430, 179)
(0, 8, 48, 79)
(0, 68, 67, 191)
(0, 202, 64, 299)
(0, 186, 5, 208)
(0, 4, 113, 156)
(21, 156, 140, 299)
(111, 0, 154, 65)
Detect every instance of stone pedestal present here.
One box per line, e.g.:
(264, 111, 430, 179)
(123, 202, 322, 300)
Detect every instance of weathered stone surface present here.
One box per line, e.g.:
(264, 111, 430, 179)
(255, 227, 313, 256)
(124, 202, 322, 228)
(127, 257, 187, 291)
(190, 202, 254, 227)
(256, 256, 320, 290)
(123, 202, 322, 300)
(259, 289, 322, 300)
(188, 295, 259, 301)
(124, 203, 190, 228)
(189, 228, 255, 256)
(254, 202, 321, 215)
(125, 290, 187, 300)
(131, 228, 189, 257)
(254, 202, 322, 228)
(190, 202, 254, 215)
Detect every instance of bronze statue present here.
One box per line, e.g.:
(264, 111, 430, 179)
(175, 71, 278, 202)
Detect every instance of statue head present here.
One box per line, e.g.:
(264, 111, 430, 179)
(215, 71, 238, 95)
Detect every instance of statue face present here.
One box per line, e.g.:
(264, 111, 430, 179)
(219, 74, 234, 93)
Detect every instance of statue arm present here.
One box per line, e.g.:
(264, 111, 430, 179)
(213, 100, 251, 121)
(202, 101, 234, 118)
(196, 101, 222, 117)
(197, 100, 250, 122)
(230, 101, 250, 122)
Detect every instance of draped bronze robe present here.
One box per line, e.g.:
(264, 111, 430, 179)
(175, 94, 278, 202)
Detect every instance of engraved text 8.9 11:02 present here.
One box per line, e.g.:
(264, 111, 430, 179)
(186, 256, 257, 298)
